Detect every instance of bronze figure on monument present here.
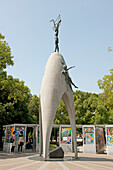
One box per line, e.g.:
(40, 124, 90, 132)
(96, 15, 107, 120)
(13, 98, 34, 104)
(50, 15, 61, 52)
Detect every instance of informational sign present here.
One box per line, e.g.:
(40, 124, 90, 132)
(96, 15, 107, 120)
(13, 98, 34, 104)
(96, 128, 105, 152)
(107, 127, 113, 146)
(6, 126, 14, 142)
(61, 127, 72, 144)
(15, 126, 26, 141)
(84, 127, 94, 144)
(63, 137, 67, 141)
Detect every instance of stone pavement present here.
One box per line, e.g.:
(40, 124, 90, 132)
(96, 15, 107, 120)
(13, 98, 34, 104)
(0, 151, 113, 170)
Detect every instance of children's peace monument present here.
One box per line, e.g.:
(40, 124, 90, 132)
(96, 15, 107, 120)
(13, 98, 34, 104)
(39, 15, 78, 160)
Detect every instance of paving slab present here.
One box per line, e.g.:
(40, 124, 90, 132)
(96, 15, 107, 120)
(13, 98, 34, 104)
(0, 151, 113, 170)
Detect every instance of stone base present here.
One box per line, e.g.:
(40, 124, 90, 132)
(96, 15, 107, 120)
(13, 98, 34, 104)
(49, 147, 64, 158)
(3, 143, 26, 153)
(60, 144, 72, 153)
(3, 143, 12, 153)
(107, 146, 113, 155)
(83, 145, 96, 154)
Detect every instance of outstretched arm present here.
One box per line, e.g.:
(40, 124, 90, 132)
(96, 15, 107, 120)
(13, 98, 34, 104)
(50, 19, 56, 29)
(67, 66, 75, 71)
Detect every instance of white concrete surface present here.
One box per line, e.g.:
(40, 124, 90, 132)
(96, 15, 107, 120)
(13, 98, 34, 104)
(39, 52, 77, 159)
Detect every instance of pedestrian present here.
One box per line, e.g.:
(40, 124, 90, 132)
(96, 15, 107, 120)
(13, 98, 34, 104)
(11, 131, 16, 154)
(18, 131, 24, 153)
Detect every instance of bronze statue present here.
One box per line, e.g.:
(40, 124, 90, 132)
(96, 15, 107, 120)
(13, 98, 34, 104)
(61, 64, 78, 91)
(50, 15, 61, 52)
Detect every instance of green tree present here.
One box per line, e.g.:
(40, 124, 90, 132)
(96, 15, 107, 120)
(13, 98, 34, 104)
(28, 95, 39, 124)
(74, 90, 108, 125)
(0, 33, 14, 147)
(98, 68, 113, 123)
(98, 68, 113, 109)
(0, 33, 14, 72)
(54, 99, 69, 124)
(0, 75, 32, 125)
(54, 90, 108, 125)
(73, 90, 91, 125)
(0, 33, 36, 148)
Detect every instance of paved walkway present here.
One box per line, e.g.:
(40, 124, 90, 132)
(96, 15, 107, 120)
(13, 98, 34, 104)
(0, 152, 113, 170)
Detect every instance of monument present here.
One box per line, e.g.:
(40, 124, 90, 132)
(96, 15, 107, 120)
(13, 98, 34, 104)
(39, 15, 78, 160)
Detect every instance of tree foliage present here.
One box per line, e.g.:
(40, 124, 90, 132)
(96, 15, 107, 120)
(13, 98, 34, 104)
(98, 68, 113, 123)
(54, 90, 109, 125)
(0, 75, 32, 125)
(0, 33, 14, 72)
(0, 33, 39, 147)
(54, 99, 69, 125)
(0, 33, 39, 126)
(98, 69, 113, 109)
(28, 95, 39, 124)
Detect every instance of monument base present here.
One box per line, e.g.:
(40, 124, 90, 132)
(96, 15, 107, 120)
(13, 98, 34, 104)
(49, 147, 64, 158)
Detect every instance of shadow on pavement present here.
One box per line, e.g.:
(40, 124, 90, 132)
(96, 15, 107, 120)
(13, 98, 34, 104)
(0, 151, 113, 163)
(28, 155, 113, 162)
(0, 151, 37, 160)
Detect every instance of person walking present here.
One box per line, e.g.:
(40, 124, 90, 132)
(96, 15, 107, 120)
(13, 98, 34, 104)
(18, 131, 24, 153)
(11, 131, 16, 154)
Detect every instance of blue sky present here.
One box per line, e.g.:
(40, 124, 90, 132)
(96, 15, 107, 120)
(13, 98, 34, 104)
(1, 0, 113, 96)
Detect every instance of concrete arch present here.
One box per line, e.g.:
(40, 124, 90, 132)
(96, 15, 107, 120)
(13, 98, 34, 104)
(39, 52, 77, 159)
